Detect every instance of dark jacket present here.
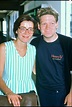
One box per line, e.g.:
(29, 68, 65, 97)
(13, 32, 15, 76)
(31, 33, 72, 94)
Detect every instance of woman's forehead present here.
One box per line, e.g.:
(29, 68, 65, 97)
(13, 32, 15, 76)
(20, 21, 34, 27)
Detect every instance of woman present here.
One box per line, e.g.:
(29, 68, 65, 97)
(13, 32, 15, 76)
(0, 14, 37, 106)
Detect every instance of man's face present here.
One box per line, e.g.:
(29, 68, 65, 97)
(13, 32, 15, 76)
(38, 14, 58, 42)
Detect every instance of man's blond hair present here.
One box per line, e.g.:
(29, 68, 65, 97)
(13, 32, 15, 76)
(37, 6, 59, 23)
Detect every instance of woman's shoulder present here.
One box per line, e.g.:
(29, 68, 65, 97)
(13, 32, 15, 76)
(27, 43, 36, 54)
(0, 43, 5, 51)
(0, 40, 13, 51)
(0, 43, 6, 57)
(0, 42, 5, 46)
(4, 40, 13, 45)
(28, 43, 36, 49)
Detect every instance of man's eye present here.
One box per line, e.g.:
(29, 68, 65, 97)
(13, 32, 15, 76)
(52, 23, 54, 24)
(41, 23, 46, 25)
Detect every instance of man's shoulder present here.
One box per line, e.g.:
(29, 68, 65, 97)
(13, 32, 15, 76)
(58, 33, 72, 41)
(30, 35, 42, 48)
(58, 33, 72, 47)
(31, 36, 41, 42)
(58, 33, 72, 39)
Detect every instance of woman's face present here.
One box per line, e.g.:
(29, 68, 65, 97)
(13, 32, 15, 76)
(16, 21, 34, 43)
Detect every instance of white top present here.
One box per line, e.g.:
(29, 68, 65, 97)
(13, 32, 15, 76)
(0, 40, 36, 95)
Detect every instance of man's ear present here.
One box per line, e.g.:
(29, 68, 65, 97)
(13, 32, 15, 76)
(38, 23, 40, 30)
(56, 21, 58, 29)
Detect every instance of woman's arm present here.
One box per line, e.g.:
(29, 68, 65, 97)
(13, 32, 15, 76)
(0, 43, 12, 94)
(32, 61, 36, 75)
(0, 43, 22, 106)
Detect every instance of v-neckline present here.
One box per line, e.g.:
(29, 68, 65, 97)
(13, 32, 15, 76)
(12, 41, 28, 58)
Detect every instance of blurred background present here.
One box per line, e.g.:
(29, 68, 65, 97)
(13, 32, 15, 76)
(0, 0, 72, 43)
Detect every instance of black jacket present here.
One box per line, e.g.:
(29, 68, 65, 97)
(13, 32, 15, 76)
(31, 33, 72, 94)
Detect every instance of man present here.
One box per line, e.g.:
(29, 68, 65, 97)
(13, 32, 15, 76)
(31, 6, 72, 106)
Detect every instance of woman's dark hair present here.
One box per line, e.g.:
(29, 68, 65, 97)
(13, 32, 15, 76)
(13, 14, 37, 38)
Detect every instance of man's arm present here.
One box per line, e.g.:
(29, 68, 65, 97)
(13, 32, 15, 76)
(64, 71, 72, 106)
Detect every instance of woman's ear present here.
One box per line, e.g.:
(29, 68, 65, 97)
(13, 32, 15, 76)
(16, 31, 18, 34)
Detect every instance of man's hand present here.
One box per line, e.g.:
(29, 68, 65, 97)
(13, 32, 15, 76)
(64, 91, 72, 106)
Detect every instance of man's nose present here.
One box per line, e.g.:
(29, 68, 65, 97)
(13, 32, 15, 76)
(46, 24, 50, 28)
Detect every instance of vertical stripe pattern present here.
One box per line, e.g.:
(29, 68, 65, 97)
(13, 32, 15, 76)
(0, 40, 36, 95)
